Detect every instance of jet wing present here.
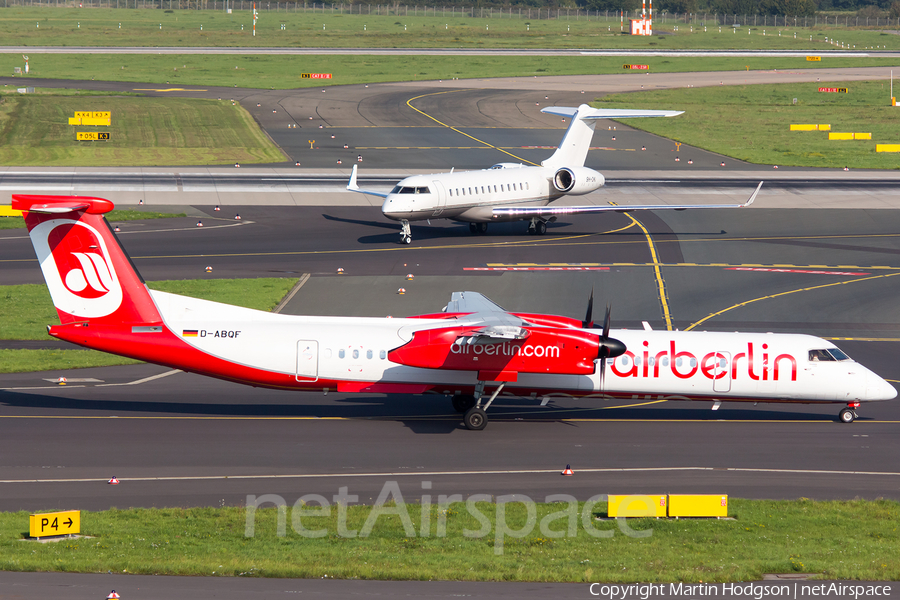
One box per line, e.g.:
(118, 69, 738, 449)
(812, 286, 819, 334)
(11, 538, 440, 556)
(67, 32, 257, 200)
(346, 165, 390, 198)
(492, 181, 762, 218)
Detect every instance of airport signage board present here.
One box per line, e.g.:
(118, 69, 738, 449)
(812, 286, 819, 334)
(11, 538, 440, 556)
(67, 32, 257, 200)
(806, 56, 821, 61)
(29, 510, 81, 538)
(622, 64, 649, 70)
(76, 132, 110, 141)
(818, 87, 848, 93)
(301, 73, 332, 79)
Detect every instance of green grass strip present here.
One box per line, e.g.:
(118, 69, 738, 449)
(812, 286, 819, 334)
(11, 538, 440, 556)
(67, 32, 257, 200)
(597, 79, 900, 169)
(0, 278, 298, 373)
(2, 54, 898, 90)
(2, 499, 898, 581)
(0, 8, 898, 50)
(0, 209, 186, 230)
(0, 94, 285, 166)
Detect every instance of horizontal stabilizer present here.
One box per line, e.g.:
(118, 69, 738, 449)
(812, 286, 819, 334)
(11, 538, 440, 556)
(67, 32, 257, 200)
(12, 195, 114, 215)
(541, 105, 683, 120)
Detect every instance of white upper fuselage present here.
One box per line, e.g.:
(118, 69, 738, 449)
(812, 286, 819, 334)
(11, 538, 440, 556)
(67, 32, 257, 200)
(381, 163, 605, 224)
(152, 290, 896, 404)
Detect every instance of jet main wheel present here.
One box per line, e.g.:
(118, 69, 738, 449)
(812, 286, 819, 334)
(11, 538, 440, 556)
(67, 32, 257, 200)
(463, 407, 488, 430)
(839, 408, 856, 423)
(535, 220, 547, 235)
(451, 394, 477, 413)
(469, 223, 479, 234)
(400, 234, 411, 244)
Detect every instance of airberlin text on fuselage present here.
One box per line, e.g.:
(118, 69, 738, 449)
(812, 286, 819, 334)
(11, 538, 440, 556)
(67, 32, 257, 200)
(450, 341, 561, 358)
(612, 341, 798, 382)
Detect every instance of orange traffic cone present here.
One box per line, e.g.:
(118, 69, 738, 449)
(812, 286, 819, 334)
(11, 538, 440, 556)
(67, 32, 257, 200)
(57, 377, 67, 385)
(197, 220, 203, 227)
(108, 476, 120, 485)
(561, 464, 574, 476)
(205, 266, 213, 273)
(398, 288, 406, 295)
(107, 591, 121, 599)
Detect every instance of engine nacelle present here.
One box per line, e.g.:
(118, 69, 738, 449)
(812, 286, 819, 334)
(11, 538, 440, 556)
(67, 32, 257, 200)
(551, 167, 605, 195)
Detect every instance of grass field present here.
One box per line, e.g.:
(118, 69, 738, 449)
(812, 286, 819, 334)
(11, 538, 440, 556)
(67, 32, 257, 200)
(0, 7, 898, 50)
(2, 499, 898, 581)
(3, 53, 899, 90)
(0, 278, 297, 373)
(597, 80, 900, 169)
(0, 95, 285, 166)
(0, 208, 186, 229)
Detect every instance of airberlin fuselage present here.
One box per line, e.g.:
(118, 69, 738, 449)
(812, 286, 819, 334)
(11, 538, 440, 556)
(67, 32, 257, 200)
(381, 163, 604, 224)
(50, 291, 896, 406)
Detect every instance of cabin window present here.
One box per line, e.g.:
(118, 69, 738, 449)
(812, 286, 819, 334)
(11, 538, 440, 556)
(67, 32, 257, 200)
(324, 348, 332, 359)
(619, 355, 631, 367)
(352, 349, 359, 359)
(469, 187, 473, 195)
(449, 189, 453, 197)
(500, 184, 505, 192)
(338, 349, 346, 359)
(366, 349, 373, 359)
(380, 350, 387, 360)
(526, 182, 530, 190)
(493, 185, 497, 192)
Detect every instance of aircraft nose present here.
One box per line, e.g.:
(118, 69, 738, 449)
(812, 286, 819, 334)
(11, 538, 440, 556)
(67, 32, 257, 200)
(867, 373, 897, 401)
(381, 196, 402, 220)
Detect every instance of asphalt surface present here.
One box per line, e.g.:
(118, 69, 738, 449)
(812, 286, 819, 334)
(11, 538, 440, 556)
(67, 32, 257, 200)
(2, 67, 900, 594)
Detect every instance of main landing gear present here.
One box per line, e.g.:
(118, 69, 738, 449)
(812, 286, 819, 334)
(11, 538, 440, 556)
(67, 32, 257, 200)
(452, 380, 506, 431)
(839, 401, 861, 423)
(399, 220, 412, 244)
(468, 222, 489, 234)
(527, 217, 547, 235)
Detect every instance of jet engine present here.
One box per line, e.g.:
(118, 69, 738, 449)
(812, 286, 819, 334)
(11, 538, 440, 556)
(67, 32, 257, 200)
(551, 167, 605, 195)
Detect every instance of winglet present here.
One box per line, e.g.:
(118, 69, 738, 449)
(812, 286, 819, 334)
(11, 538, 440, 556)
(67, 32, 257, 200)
(347, 164, 360, 192)
(742, 182, 763, 207)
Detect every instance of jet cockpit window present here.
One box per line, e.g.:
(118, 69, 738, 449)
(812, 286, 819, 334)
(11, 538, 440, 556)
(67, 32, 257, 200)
(398, 187, 417, 194)
(809, 349, 836, 362)
(416, 187, 431, 194)
(390, 186, 402, 194)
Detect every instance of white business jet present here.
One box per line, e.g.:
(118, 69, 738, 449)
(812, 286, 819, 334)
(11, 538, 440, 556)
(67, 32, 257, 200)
(12, 194, 896, 430)
(348, 104, 759, 244)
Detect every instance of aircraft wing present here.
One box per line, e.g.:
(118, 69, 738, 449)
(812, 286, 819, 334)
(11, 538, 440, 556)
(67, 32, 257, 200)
(492, 181, 762, 218)
(541, 106, 684, 119)
(443, 291, 531, 343)
(346, 165, 390, 198)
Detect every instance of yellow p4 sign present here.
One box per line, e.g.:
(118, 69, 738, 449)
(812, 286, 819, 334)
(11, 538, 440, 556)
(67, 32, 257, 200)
(29, 510, 80, 538)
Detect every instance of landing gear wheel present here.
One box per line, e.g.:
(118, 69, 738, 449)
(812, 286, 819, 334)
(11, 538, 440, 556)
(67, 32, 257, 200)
(451, 394, 477, 413)
(535, 220, 547, 235)
(839, 408, 856, 423)
(469, 222, 479, 234)
(464, 407, 488, 430)
(527, 222, 536, 235)
(475, 223, 488, 234)
(399, 220, 412, 244)
(400, 234, 411, 244)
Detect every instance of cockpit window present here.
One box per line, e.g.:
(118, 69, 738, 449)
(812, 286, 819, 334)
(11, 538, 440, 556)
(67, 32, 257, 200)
(390, 186, 402, 194)
(828, 348, 850, 361)
(395, 186, 430, 194)
(809, 349, 845, 362)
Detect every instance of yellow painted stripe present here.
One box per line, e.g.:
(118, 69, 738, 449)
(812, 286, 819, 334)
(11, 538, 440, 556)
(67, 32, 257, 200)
(405, 90, 539, 166)
(620, 209, 673, 331)
(686, 272, 900, 331)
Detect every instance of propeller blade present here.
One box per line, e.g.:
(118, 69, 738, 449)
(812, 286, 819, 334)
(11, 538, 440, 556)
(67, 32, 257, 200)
(582, 288, 594, 329)
(602, 304, 611, 340)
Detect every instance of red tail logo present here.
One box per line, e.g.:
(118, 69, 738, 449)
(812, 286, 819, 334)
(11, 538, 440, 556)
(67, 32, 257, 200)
(32, 219, 123, 318)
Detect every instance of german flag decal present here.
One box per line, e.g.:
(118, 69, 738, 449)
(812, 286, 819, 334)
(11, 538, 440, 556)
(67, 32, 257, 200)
(182, 330, 199, 337)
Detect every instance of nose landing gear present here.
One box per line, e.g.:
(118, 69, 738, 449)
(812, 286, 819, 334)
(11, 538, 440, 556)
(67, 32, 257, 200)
(838, 401, 861, 423)
(399, 220, 412, 244)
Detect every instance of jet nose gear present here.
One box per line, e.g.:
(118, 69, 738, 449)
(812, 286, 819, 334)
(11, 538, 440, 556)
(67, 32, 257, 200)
(839, 401, 861, 423)
(399, 220, 412, 244)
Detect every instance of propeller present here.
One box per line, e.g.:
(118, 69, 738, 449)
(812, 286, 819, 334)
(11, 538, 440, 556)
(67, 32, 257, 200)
(595, 304, 627, 390)
(582, 288, 595, 329)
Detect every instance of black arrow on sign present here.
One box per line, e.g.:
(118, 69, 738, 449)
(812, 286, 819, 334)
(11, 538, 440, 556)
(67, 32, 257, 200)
(63, 518, 73, 528)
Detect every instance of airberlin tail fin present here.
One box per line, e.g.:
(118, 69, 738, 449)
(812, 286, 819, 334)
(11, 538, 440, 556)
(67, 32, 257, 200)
(12, 195, 162, 326)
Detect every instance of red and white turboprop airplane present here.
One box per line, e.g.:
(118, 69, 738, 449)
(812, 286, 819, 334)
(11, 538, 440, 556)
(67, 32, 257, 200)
(14, 194, 896, 430)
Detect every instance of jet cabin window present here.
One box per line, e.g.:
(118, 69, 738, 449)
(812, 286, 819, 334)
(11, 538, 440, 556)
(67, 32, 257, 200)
(809, 348, 850, 362)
